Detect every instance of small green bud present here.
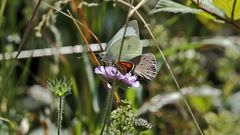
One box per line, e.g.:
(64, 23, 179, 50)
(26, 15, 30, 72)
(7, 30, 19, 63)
(47, 77, 71, 97)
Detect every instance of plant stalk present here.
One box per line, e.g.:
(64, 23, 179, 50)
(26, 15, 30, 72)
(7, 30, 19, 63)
(57, 97, 64, 135)
(99, 86, 116, 135)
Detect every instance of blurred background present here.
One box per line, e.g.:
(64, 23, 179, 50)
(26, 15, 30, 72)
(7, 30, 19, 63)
(0, 0, 240, 134)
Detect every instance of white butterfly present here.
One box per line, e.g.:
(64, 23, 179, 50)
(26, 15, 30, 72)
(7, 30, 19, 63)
(101, 20, 157, 80)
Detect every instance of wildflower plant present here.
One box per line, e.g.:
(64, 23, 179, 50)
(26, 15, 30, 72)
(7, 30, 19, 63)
(47, 77, 71, 135)
(95, 66, 142, 134)
(103, 100, 151, 134)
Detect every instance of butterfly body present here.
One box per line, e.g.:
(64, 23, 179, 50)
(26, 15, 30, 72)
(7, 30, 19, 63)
(117, 61, 134, 73)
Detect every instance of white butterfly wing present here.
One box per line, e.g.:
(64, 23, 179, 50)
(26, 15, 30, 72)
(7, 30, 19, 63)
(106, 20, 142, 61)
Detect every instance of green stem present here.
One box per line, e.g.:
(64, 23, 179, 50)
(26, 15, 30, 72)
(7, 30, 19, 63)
(231, 0, 237, 21)
(99, 86, 116, 135)
(117, 0, 135, 62)
(0, 0, 7, 28)
(57, 97, 64, 135)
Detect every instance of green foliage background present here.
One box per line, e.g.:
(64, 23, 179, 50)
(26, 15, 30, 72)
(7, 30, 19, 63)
(0, 0, 240, 134)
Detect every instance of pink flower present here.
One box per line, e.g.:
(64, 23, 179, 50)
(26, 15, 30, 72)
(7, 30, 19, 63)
(95, 66, 140, 88)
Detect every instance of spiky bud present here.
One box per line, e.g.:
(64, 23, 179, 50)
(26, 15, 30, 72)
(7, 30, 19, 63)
(134, 118, 152, 131)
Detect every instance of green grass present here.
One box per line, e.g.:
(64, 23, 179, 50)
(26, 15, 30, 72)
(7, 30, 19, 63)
(1, 0, 240, 134)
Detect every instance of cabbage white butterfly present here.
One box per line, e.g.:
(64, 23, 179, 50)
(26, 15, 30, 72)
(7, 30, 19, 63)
(101, 20, 157, 80)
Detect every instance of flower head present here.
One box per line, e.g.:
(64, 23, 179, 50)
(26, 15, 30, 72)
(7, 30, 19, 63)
(47, 77, 71, 97)
(94, 66, 140, 88)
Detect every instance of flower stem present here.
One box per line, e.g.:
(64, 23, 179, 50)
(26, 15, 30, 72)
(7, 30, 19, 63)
(100, 85, 116, 135)
(57, 97, 64, 135)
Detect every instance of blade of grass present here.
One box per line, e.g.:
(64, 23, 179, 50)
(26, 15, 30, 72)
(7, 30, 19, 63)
(99, 85, 117, 135)
(66, 11, 100, 66)
(67, 11, 100, 113)
(42, 1, 104, 53)
(0, 117, 17, 131)
(129, 0, 147, 17)
(0, 0, 7, 28)
(16, 39, 38, 86)
(0, 0, 42, 109)
(117, 0, 134, 62)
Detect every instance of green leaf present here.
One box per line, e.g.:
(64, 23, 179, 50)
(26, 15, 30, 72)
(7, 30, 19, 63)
(213, 0, 240, 20)
(151, 0, 201, 14)
(82, 47, 100, 113)
(189, 97, 212, 112)
(125, 88, 137, 108)
(196, 11, 219, 21)
(192, 0, 225, 19)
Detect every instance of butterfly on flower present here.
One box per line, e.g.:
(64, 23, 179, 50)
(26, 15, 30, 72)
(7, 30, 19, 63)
(99, 20, 157, 81)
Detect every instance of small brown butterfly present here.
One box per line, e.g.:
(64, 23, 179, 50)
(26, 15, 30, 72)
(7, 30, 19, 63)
(112, 53, 157, 80)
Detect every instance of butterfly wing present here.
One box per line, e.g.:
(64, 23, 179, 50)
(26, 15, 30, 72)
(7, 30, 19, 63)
(106, 20, 142, 61)
(130, 53, 157, 80)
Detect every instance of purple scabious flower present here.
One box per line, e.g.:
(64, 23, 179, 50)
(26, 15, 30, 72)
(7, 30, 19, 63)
(95, 66, 140, 88)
